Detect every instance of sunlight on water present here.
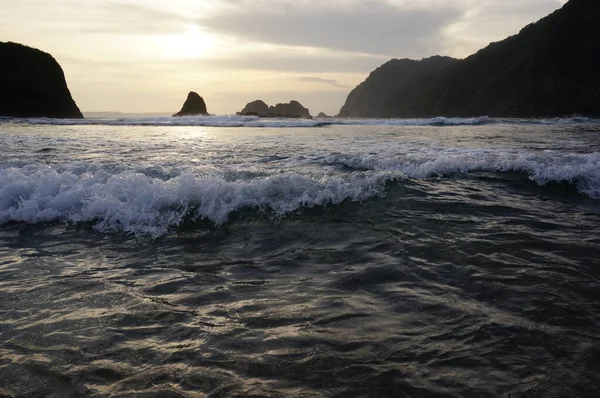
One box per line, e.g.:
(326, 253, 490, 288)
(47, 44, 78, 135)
(0, 118, 599, 397)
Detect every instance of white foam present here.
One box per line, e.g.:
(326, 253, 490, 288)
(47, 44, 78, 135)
(334, 116, 491, 126)
(8, 115, 600, 128)
(0, 167, 398, 237)
(320, 150, 600, 197)
(1, 147, 598, 236)
(8, 115, 596, 128)
(20, 115, 332, 128)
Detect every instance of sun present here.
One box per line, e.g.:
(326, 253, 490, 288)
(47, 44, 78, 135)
(155, 25, 219, 59)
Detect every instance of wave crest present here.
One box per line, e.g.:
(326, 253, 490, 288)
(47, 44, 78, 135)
(320, 151, 600, 197)
(1, 148, 598, 236)
(0, 168, 397, 237)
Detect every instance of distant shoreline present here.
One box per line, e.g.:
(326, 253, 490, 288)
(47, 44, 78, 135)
(83, 111, 173, 119)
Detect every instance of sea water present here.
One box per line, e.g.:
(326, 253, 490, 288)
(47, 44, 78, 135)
(0, 116, 599, 397)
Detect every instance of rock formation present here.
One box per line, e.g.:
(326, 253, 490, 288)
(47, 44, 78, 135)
(173, 91, 208, 117)
(381, 0, 600, 118)
(269, 101, 311, 118)
(0, 42, 83, 119)
(317, 112, 332, 118)
(238, 100, 269, 116)
(338, 56, 457, 118)
(237, 100, 311, 118)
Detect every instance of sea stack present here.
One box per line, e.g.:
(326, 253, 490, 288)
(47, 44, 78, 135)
(237, 100, 312, 118)
(238, 100, 269, 116)
(173, 91, 208, 117)
(0, 42, 83, 119)
(270, 101, 311, 118)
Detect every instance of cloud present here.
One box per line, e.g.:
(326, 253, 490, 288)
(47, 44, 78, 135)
(441, 0, 567, 55)
(199, 0, 463, 57)
(68, 1, 192, 35)
(0, 0, 192, 36)
(61, 49, 387, 75)
(0, 0, 569, 115)
(197, 52, 388, 74)
(296, 77, 350, 89)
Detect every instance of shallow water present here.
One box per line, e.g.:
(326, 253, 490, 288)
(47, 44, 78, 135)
(1, 117, 599, 397)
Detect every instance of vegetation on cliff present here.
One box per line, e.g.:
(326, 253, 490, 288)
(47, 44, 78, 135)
(382, 0, 600, 118)
(338, 56, 457, 118)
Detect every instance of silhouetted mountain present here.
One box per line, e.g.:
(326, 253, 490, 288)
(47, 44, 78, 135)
(382, 0, 600, 118)
(0, 42, 82, 119)
(173, 92, 209, 117)
(338, 56, 458, 118)
(237, 100, 312, 118)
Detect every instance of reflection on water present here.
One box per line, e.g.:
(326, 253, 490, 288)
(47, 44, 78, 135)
(1, 176, 599, 397)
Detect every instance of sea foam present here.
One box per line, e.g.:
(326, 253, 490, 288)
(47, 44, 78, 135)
(5, 115, 597, 128)
(0, 167, 398, 236)
(319, 150, 600, 197)
(1, 148, 598, 236)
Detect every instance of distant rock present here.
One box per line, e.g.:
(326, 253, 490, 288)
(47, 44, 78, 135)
(237, 100, 312, 118)
(0, 42, 83, 119)
(237, 100, 269, 116)
(317, 112, 332, 118)
(173, 91, 208, 117)
(338, 56, 457, 118)
(269, 100, 311, 118)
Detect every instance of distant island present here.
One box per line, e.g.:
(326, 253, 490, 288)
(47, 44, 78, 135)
(0, 42, 83, 119)
(237, 100, 311, 118)
(340, 0, 600, 118)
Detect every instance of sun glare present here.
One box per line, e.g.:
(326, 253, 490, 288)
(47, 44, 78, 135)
(155, 25, 219, 59)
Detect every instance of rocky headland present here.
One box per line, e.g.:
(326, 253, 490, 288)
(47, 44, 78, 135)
(341, 0, 600, 118)
(0, 42, 83, 119)
(338, 56, 457, 118)
(381, 0, 600, 118)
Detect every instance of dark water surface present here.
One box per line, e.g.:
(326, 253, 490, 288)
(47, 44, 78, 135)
(1, 117, 599, 397)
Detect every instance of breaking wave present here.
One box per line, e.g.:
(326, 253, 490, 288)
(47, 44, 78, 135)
(0, 148, 598, 236)
(319, 150, 600, 197)
(0, 168, 398, 237)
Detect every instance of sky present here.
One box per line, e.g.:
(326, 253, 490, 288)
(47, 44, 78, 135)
(0, 0, 567, 116)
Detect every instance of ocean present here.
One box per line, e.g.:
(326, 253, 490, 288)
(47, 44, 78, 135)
(0, 116, 599, 397)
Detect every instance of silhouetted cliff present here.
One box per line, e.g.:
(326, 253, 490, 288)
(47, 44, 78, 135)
(0, 42, 83, 119)
(338, 56, 457, 118)
(382, 0, 600, 118)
